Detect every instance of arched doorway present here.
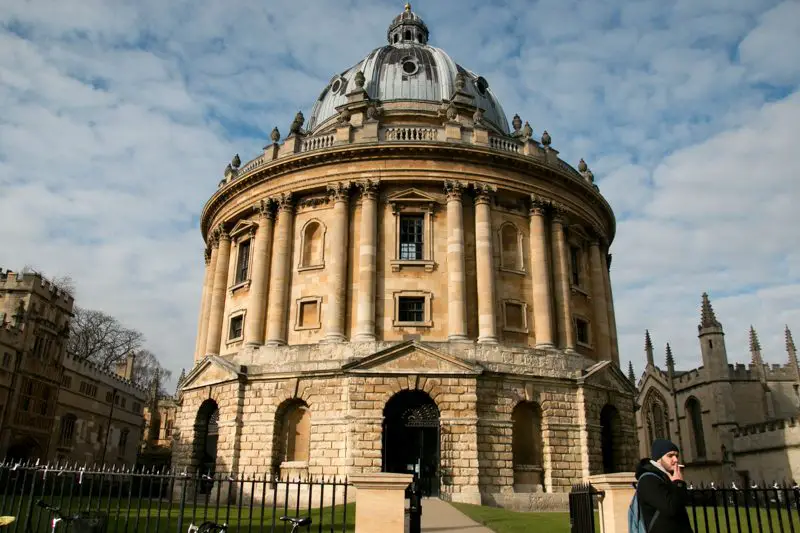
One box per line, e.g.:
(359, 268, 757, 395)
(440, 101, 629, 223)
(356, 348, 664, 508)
(6, 436, 42, 462)
(382, 390, 440, 496)
(600, 404, 621, 474)
(193, 399, 220, 479)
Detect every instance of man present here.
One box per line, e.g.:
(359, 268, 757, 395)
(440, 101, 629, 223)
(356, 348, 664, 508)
(633, 438, 693, 533)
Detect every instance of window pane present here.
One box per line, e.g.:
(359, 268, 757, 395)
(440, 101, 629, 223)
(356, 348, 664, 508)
(236, 240, 251, 283)
(229, 316, 244, 339)
(570, 247, 581, 286)
(399, 215, 424, 260)
(399, 297, 425, 322)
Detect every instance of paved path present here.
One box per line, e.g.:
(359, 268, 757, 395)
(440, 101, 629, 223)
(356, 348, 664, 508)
(420, 498, 494, 532)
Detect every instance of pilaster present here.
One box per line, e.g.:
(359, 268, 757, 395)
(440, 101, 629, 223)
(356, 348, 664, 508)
(324, 182, 351, 343)
(245, 199, 275, 346)
(529, 198, 554, 348)
(354, 180, 380, 342)
(445, 180, 469, 342)
(474, 184, 498, 344)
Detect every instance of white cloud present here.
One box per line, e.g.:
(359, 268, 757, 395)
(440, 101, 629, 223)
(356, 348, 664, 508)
(0, 0, 798, 388)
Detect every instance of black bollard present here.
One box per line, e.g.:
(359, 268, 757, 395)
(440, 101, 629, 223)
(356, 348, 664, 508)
(408, 476, 422, 533)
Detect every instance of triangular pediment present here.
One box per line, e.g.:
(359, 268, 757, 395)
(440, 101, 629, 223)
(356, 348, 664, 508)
(181, 355, 246, 390)
(386, 188, 440, 205)
(230, 219, 256, 239)
(342, 341, 482, 375)
(580, 360, 636, 394)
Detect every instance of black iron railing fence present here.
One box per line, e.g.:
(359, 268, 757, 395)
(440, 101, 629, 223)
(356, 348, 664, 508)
(0, 462, 353, 533)
(687, 482, 800, 533)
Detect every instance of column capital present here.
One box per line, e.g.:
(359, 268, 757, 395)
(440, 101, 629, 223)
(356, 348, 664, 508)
(473, 183, 496, 205)
(214, 223, 231, 242)
(358, 178, 381, 200)
(254, 198, 276, 219)
(444, 179, 466, 201)
(273, 192, 294, 212)
(529, 193, 551, 216)
(327, 181, 352, 203)
(204, 247, 211, 265)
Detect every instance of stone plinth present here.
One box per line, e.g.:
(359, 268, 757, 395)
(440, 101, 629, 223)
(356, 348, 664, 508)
(589, 472, 636, 533)
(350, 473, 413, 533)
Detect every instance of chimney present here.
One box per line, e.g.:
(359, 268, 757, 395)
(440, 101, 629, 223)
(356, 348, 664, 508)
(118, 352, 136, 381)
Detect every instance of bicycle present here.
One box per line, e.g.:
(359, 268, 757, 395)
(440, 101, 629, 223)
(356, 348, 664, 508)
(187, 516, 311, 533)
(32, 500, 107, 533)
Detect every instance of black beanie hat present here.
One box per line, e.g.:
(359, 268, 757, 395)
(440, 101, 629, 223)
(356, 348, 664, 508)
(651, 438, 679, 460)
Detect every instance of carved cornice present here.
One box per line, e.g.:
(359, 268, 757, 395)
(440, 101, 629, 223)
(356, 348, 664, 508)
(327, 181, 352, 203)
(358, 179, 381, 200)
(201, 144, 615, 241)
(444, 180, 466, 201)
(297, 195, 330, 210)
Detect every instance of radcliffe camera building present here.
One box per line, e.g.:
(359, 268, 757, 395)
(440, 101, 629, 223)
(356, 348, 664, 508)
(174, 5, 636, 506)
(635, 293, 800, 485)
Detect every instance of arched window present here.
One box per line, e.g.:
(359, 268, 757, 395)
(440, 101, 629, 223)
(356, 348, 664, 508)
(512, 402, 544, 492)
(404, 30, 411, 41)
(299, 220, 325, 269)
(59, 414, 77, 446)
(686, 398, 706, 459)
(644, 389, 671, 442)
(273, 399, 311, 472)
(499, 223, 523, 271)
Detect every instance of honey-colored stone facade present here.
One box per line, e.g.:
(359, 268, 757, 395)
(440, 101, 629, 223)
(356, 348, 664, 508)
(173, 5, 636, 508)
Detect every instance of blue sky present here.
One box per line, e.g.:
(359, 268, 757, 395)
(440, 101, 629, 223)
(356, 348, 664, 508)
(1, 0, 799, 386)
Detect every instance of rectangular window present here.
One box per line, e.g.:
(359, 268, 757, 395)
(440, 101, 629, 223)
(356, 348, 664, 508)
(121, 397, 127, 409)
(106, 391, 114, 403)
(61, 375, 72, 388)
(235, 240, 251, 284)
(505, 303, 524, 330)
(576, 318, 590, 345)
(570, 246, 581, 286)
(298, 301, 319, 329)
(399, 215, 424, 260)
(398, 297, 425, 323)
(118, 429, 129, 450)
(229, 315, 244, 340)
(2, 353, 9, 367)
(133, 402, 141, 413)
(59, 416, 76, 445)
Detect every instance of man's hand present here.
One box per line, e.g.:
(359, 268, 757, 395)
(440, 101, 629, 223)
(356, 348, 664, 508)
(670, 463, 684, 482)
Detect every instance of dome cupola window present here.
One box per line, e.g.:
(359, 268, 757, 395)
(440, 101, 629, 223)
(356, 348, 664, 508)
(401, 56, 420, 76)
(387, 3, 430, 45)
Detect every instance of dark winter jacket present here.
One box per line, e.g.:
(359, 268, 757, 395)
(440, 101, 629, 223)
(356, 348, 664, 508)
(634, 458, 694, 533)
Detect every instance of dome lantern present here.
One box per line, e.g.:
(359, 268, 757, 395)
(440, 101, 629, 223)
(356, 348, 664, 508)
(387, 2, 429, 45)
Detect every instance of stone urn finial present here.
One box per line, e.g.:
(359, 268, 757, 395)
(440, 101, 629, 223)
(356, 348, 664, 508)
(585, 169, 594, 183)
(231, 154, 241, 169)
(270, 127, 281, 143)
(446, 102, 458, 121)
(455, 72, 466, 92)
(354, 70, 365, 89)
(473, 108, 484, 125)
(512, 114, 522, 133)
(522, 121, 533, 138)
(541, 130, 551, 146)
(578, 158, 587, 172)
(289, 111, 305, 135)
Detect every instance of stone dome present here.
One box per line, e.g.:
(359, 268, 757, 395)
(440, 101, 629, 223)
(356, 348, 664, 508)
(307, 4, 510, 134)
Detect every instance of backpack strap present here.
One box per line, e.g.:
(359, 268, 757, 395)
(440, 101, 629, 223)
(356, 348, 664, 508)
(636, 472, 663, 532)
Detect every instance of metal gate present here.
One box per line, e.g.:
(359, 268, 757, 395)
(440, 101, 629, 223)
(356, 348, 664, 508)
(404, 403, 440, 497)
(569, 483, 601, 533)
(383, 400, 441, 497)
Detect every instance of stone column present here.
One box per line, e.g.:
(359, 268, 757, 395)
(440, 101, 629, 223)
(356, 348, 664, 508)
(445, 180, 469, 342)
(589, 238, 611, 360)
(474, 184, 498, 344)
(205, 225, 232, 356)
(266, 193, 295, 346)
(194, 247, 214, 362)
(551, 211, 575, 351)
(529, 198, 554, 348)
(603, 250, 620, 366)
(354, 180, 379, 342)
(244, 199, 275, 346)
(324, 182, 351, 343)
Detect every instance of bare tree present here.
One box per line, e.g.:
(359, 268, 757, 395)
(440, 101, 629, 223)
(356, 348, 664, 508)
(67, 307, 144, 370)
(21, 264, 76, 296)
(133, 349, 172, 393)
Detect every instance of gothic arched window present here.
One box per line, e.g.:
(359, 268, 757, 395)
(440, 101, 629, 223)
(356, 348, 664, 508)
(686, 397, 706, 459)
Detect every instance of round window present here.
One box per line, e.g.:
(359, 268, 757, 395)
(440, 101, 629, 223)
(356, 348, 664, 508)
(331, 78, 342, 93)
(475, 76, 489, 95)
(402, 60, 418, 75)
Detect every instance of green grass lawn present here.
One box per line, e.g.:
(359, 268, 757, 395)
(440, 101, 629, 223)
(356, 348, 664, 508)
(452, 501, 800, 533)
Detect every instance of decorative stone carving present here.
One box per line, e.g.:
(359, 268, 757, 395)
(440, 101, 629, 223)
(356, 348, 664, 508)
(529, 193, 551, 215)
(338, 108, 351, 124)
(224, 163, 233, 176)
(270, 127, 281, 143)
(444, 179, 465, 200)
(274, 192, 294, 211)
(522, 121, 533, 139)
(231, 154, 241, 169)
(455, 71, 466, 92)
(446, 102, 458, 121)
(473, 107, 484, 126)
(204, 248, 211, 265)
(512, 114, 522, 133)
(366, 103, 382, 121)
(216, 223, 230, 241)
(289, 111, 305, 135)
(473, 183, 496, 204)
(585, 169, 595, 183)
(354, 70, 365, 89)
(541, 130, 552, 147)
(578, 158, 588, 173)
(358, 179, 381, 200)
(297, 195, 330, 209)
(255, 198, 275, 219)
(327, 181, 352, 202)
